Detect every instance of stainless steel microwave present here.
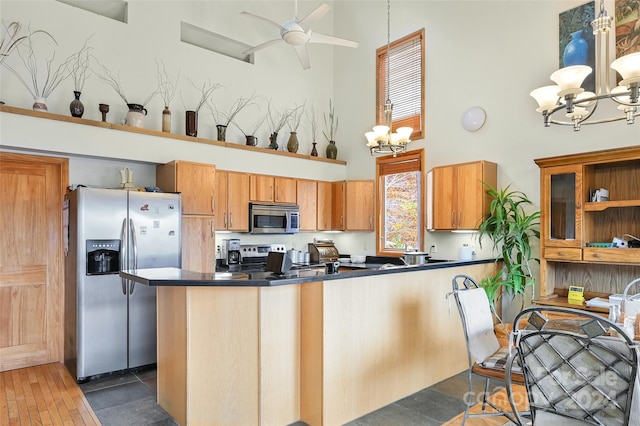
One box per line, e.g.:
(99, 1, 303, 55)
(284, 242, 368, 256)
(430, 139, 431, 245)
(249, 203, 300, 234)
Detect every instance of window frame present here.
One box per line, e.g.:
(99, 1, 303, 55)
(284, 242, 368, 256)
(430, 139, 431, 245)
(375, 149, 425, 256)
(376, 28, 425, 140)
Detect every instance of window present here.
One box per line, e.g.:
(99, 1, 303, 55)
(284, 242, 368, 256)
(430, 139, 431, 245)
(376, 28, 424, 140)
(376, 149, 425, 254)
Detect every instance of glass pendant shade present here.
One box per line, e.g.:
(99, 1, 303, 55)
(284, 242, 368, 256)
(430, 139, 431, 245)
(611, 52, 640, 84)
(575, 91, 597, 107)
(612, 86, 634, 104)
(550, 65, 592, 95)
(530, 85, 561, 112)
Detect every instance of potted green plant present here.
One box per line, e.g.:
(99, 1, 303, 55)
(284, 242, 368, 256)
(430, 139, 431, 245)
(477, 183, 541, 321)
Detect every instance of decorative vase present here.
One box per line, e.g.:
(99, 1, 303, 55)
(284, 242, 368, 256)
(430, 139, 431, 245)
(186, 110, 198, 137)
(268, 132, 278, 150)
(246, 135, 258, 146)
(99, 103, 109, 122)
(126, 103, 147, 128)
(326, 140, 337, 159)
(162, 106, 171, 133)
(33, 96, 47, 112)
(563, 30, 588, 67)
(216, 124, 227, 142)
(70, 91, 84, 118)
(287, 131, 299, 153)
(311, 142, 318, 157)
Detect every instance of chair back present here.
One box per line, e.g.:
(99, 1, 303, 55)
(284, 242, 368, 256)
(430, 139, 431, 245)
(511, 306, 638, 425)
(451, 274, 500, 365)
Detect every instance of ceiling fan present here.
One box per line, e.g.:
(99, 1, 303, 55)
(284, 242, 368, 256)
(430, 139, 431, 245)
(241, 1, 359, 70)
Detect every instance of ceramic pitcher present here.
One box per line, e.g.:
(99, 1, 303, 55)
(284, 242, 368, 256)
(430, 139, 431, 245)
(126, 103, 147, 128)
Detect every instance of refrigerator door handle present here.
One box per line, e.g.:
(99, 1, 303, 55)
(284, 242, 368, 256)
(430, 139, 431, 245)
(120, 218, 128, 295)
(129, 218, 138, 294)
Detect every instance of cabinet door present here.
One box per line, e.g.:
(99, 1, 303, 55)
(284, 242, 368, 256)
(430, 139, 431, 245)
(541, 164, 583, 247)
(346, 181, 374, 231)
(317, 181, 333, 231)
(275, 177, 297, 204)
(214, 170, 228, 230)
(457, 162, 485, 229)
(250, 174, 274, 202)
(331, 181, 346, 230)
(181, 216, 216, 272)
(227, 172, 250, 232)
(431, 166, 456, 230)
(297, 179, 317, 231)
(156, 161, 216, 216)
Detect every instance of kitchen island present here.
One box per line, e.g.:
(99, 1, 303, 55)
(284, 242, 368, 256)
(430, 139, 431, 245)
(122, 259, 498, 426)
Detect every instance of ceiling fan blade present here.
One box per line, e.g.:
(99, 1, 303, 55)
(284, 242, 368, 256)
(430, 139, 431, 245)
(243, 38, 283, 55)
(240, 11, 283, 30)
(298, 3, 330, 32)
(293, 45, 311, 70)
(309, 32, 359, 48)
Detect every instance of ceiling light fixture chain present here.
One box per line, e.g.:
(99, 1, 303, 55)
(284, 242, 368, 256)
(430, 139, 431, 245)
(530, 0, 640, 131)
(365, 0, 413, 157)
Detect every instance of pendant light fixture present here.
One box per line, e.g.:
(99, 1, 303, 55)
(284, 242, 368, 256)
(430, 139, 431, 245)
(530, 0, 640, 131)
(365, 0, 413, 156)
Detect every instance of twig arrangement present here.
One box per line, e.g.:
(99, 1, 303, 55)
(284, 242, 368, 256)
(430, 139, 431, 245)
(323, 98, 338, 142)
(156, 59, 179, 108)
(209, 91, 258, 127)
(185, 78, 220, 113)
(268, 100, 303, 134)
(67, 36, 93, 92)
(287, 101, 306, 132)
(306, 102, 319, 142)
(93, 59, 157, 106)
(0, 21, 51, 66)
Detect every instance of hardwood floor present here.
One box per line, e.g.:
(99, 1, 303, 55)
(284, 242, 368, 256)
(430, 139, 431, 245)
(0, 362, 100, 425)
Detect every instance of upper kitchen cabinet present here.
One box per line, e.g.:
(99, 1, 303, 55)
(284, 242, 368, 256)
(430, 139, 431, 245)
(427, 161, 497, 231)
(297, 179, 317, 231)
(250, 174, 297, 204)
(156, 160, 215, 216)
(317, 181, 333, 231)
(215, 170, 250, 232)
(332, 180, 375, 231)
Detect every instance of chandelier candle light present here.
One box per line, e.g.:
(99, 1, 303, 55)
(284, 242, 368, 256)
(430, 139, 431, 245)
(530, 0, 640, 131)
(365, 0, 413, 156)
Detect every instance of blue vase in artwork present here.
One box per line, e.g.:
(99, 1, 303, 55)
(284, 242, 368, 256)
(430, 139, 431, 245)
(563, 30, 588, 66)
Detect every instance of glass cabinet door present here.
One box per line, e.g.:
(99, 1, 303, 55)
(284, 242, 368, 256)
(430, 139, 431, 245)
(541, 165, 582, 247)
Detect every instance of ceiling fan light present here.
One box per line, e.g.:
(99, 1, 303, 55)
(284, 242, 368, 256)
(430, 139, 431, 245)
(611, 52, 640, 85)
(282, 30, 309, 45)
(530, 85, 561, 113)
(550, 65, 591, 95)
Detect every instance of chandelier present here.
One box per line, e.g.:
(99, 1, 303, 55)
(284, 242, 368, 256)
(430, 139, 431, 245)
(530, 0, 640, 131)
(364, 0, 413, 156)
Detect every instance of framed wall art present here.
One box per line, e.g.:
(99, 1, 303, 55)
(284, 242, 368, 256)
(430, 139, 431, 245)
(559, 1, 596, 92)
(616, 0, 640, 58)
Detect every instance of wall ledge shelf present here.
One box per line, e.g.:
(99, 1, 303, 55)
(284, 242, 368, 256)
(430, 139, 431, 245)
(0, 105, 346, 165)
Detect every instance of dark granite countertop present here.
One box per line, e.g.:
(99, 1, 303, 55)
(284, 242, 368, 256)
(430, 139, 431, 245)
(120, 258, 495, 287)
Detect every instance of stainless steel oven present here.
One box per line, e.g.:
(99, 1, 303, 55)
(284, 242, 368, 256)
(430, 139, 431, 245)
(249, 203, 300, 234)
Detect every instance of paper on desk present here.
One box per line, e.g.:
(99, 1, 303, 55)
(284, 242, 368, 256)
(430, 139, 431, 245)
(585, 297, 611, 308)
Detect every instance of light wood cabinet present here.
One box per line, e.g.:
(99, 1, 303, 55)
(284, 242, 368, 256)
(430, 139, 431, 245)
(317, 181, 333, 231)
(249, 174, 297, 204)
(215, 170, 250, 232)
(297, 179, 317, 231)
(535, 146, 640, 307)
(156, 160, 215, 216)
(156, 160, 217, 272)
(331, 180, 375, 231)
(428, 160, 497, 231)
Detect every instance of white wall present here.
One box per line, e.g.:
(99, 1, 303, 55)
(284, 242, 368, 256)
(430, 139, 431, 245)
(1, 0, 639, 275)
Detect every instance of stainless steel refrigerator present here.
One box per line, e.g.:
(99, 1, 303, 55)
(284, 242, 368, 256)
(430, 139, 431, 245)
(64, 187, 181, 382)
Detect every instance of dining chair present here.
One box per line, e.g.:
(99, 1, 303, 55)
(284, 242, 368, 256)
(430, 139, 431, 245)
(506, 306, 639, 426)
(450, 274, 527, 425)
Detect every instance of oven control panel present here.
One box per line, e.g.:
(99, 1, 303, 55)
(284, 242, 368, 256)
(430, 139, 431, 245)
(240, 244, 286, 258)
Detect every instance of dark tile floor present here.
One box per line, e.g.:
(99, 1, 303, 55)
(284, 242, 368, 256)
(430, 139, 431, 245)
(80, 367, 501, 425)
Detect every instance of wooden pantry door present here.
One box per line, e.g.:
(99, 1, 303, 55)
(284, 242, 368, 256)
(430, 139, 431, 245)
(0, 152, 68, 371)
